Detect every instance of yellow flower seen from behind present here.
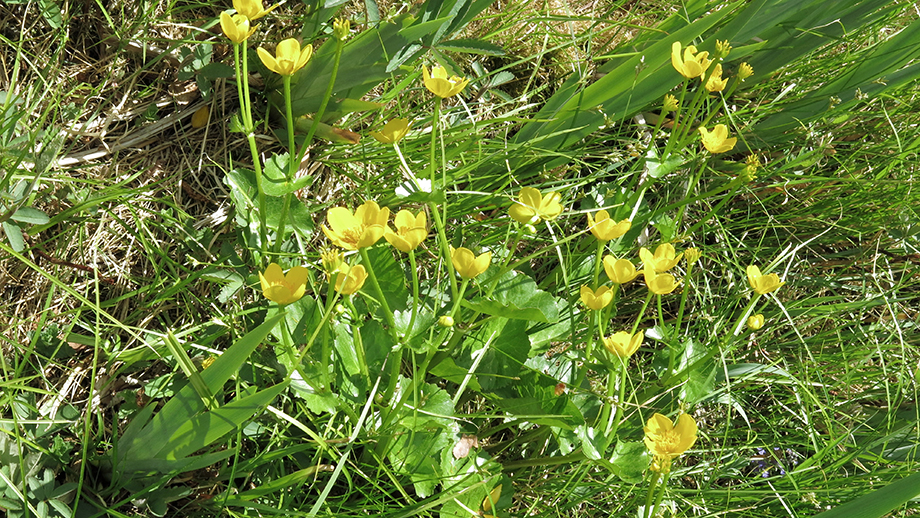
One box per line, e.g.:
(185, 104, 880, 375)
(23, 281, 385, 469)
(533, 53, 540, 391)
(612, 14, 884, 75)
(603, 256, 639, 284)
(259, 263, 308, 304)
(587, 210, 630, 241)
(705, 63, 728, 92)
(671, 41, 711, 79)
(699, 124, 737, 154)
(748, 313, 765, 330)
(385, 209, 427, 252)
(322, 200, 390, 250)
(747, 265, 784, 294)
(220, 13, 256, 44)
(580, 285, 614, 311)
(639, 243, 683, 272)
(258, 38, 313, 76)
(370, 118, 410, 144)
(332, 263, 367, 295)
(603, 330, 643, 358)
(644, 268, 678, 295)
(644, 412, 698, 473)
(422, 65, 469, 98)
(451, 247, 491, 279)
(233, 0, 275, 20)
(509, 187, 563, 225)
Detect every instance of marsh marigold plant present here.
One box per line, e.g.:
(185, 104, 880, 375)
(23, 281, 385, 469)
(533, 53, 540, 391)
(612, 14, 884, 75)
(587, 210, 630, 241)
(509, 187, 563, 225)
(644, 413, 698, 473)
(422, 65, 469, 98)
(259, 263, 308, 304)
(323, 201, 390, 250)
(747, 265, 784, 294)
(258, 38, 313, 76)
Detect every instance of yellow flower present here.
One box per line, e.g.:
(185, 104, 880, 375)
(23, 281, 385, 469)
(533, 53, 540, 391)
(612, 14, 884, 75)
(747, 265, 784, 294)
(332, 264, 367, 295)
(481, 485, 502, 518)
(662, 94, 679, 112)
(587, 210, 630, 241)
(671, 41, 711, 79)
(451, 247, 491, 279)
(580, 285, 614, 311)
(715, 39, 732, 58)
(738, 62, 754, 80)
(233, 0, 275, 20)
(258, 38, 313, 76)
(322, 200, 390, 250)
(705, 63, 728, 92)
(320, 247, 344, 273)
(603, 330, 643, 358)
(384, 209, 427, 252)
(644, 268, 678, 295)
(259, 263, 308, 304)
(698, 124, 737, 154)
(422, 65, 469, 98)
(644, 413, 698, 473)
(748, 313, 765, 330)
(684, 247, 701, 265)
(639, 244, 683, 272)
(742, 154, 761, 182)
(509, 187, 563, 225)
(438, 315, 454, 328)
(220, 13, 256, 44)
(603, 256, 639, 284)
(370, 118, 410, 144)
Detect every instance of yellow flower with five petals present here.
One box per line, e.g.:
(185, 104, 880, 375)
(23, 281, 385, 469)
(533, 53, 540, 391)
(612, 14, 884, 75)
(603, 330, 643, 358)
(451, 247, 491, 279)
(747, 265, 784, 294)
(644, 413, 698, 473)
(639, 244, 683, 272)
(258, 38, 313, 76)
(371, 118, 410, 144)
(233, 0, 276, 20)
(220, 13, 256, 44)
(698, 124, 737, 154)
(332, 263, 367, 295)
(422, 65, 469, 98)
(322, 200, 390, 250)
(671, 42, 712, 79)
(580, 285, 614, 311)
(259, 263, 308, 304)
(644, 268, 678, 295)
(509, 187, 563, 225)
(384, 210, 427, 252)
(603, 256, 639, 284)
(587, 210, 630, 241)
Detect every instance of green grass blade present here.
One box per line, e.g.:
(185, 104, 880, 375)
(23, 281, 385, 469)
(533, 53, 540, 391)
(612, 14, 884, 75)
(164, 330, 216, 411)
(811, 471, 920, 518)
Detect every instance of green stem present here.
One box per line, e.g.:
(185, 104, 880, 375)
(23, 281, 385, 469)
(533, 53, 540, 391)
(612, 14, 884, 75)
(359, 248, 400, 342)
(272, 75, 297, 256)
(236, 43, 268, 259)
(404, 250, 420, 339)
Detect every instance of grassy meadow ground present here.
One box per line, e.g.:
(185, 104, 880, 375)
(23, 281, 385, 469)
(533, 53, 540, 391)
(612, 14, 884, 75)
(1, 0, 920, 517)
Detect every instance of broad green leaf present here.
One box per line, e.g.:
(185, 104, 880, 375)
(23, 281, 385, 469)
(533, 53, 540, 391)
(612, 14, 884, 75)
(9, 207, 49, 225)
(165, 382, 288, 460)
(121, 314, 284, 461)
(464, 270, 560, 323)
(606, 440, 649, 483)
(366, 245, 410, 313)
(261, 153, 312, 197)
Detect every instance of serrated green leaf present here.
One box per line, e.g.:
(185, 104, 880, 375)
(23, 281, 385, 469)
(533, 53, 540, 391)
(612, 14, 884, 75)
(436, 38, 505, 56)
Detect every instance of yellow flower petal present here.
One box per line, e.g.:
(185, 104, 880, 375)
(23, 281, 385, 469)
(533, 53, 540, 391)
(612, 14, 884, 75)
(603, 256, 639, 284)
(580, 285, 614, 311)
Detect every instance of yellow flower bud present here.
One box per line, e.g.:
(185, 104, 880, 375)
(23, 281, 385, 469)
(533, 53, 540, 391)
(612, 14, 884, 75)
(438, 316, 454, 328)
(684, 248, 701, 265)
(748, 314, 765, 330)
